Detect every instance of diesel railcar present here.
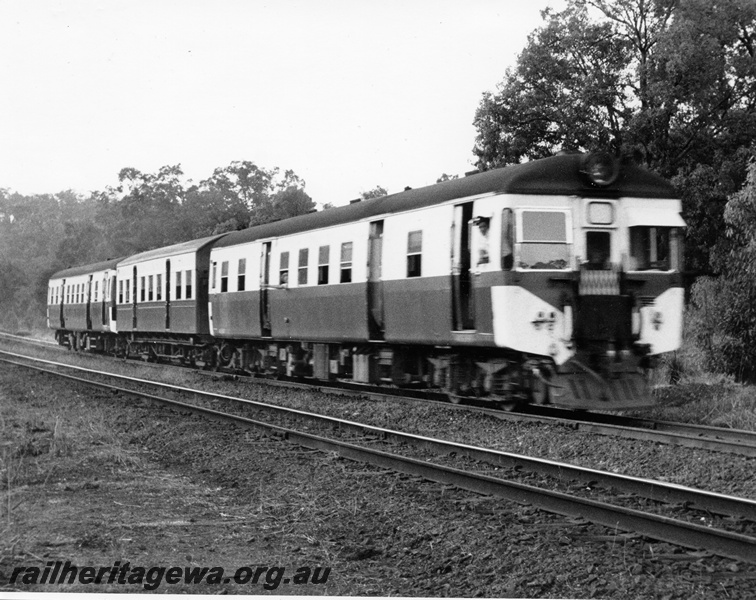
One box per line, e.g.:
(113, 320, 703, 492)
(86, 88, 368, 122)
(48, 152, 685, 410)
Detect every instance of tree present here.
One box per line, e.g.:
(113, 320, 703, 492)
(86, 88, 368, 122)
(109, 165, 190, 255)
(263, 186, 316, 224)
(436, 174, 459, 183)
(360, 186, 388, 200)
(473, 3, 633, 166)
(688, 155, 756, 380)
(473, 0, 756, 272)
(0, 159, 314, 331)
(199, 161, 311, 227)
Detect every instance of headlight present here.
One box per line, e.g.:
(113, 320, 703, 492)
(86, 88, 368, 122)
(581, 152, 620, 186)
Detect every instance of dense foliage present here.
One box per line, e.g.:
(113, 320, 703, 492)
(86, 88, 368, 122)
(687, 159, 756, 380)
(474, 0, 756, 274)
(0, 161, 315, 331)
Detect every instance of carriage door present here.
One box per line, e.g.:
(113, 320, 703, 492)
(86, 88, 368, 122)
(86, 275, 93, 330)
(101, 275, 108, 326)
(452, 202, 475, 330)
(367, 220, 385, 340)
(165, 259, 171, 330)
(260, 242, 272, 337)
(60, 279, 66, 329)
(132, 266, 138, 329)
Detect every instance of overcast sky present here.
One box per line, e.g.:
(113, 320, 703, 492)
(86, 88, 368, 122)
(0, 0, 560, 207)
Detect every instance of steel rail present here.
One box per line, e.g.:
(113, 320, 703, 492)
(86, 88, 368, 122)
(2, 355, 755, 565)
(3, 351, 756, 520)
(526, 405, 756, 447)
(0, 331, 56, 346)
(4, 352, 756, 524)
(3, 338, 755, 457)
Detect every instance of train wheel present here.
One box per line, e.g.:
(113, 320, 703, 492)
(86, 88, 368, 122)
(494, 399, 519, 412)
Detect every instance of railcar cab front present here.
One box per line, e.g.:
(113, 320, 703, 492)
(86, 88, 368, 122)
(481, 152, 685, 410)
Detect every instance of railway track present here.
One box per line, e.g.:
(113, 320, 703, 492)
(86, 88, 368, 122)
(2, 350, 755, 565)
(1, 334, 755, 457)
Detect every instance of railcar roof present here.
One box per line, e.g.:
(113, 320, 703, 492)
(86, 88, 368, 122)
(117, 234, 228, 267)
(50, 257, 123, 280)
(214, 153, 677, 249)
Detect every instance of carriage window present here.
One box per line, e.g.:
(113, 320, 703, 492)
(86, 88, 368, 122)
(148, 275, 154, 301)
(220, 261, 229, 293)
(118, 281, 123, 304)
(125, 280, 131, 304)
(298, 249, 309, 285)
(238, 258, 246, 291)
(211, 262, 217, 290)
(139, 276, 145, 302)
(519, 211, 570, 270)
(629, 227, 680, 271)
(318, 246, 329, 285)
(185, 270, 192, 299)
(175, 271, 182, 300)
(280, 251, 289, 285)
(340, 242, 353, 283)
(94, 281, 99, 303)
(407, 231, 422, 277)
(156, 274, 162, 301)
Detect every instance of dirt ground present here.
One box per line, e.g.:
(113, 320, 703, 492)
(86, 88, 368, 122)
(2, 362, 755, 598)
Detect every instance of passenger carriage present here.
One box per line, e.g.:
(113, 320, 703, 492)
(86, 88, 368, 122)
(47, 258, 120, 350)
(113, 234, 226, 362)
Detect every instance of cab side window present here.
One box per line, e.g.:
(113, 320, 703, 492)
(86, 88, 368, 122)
(629, 227, 681, 271)
(501, 208, 514, 270)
